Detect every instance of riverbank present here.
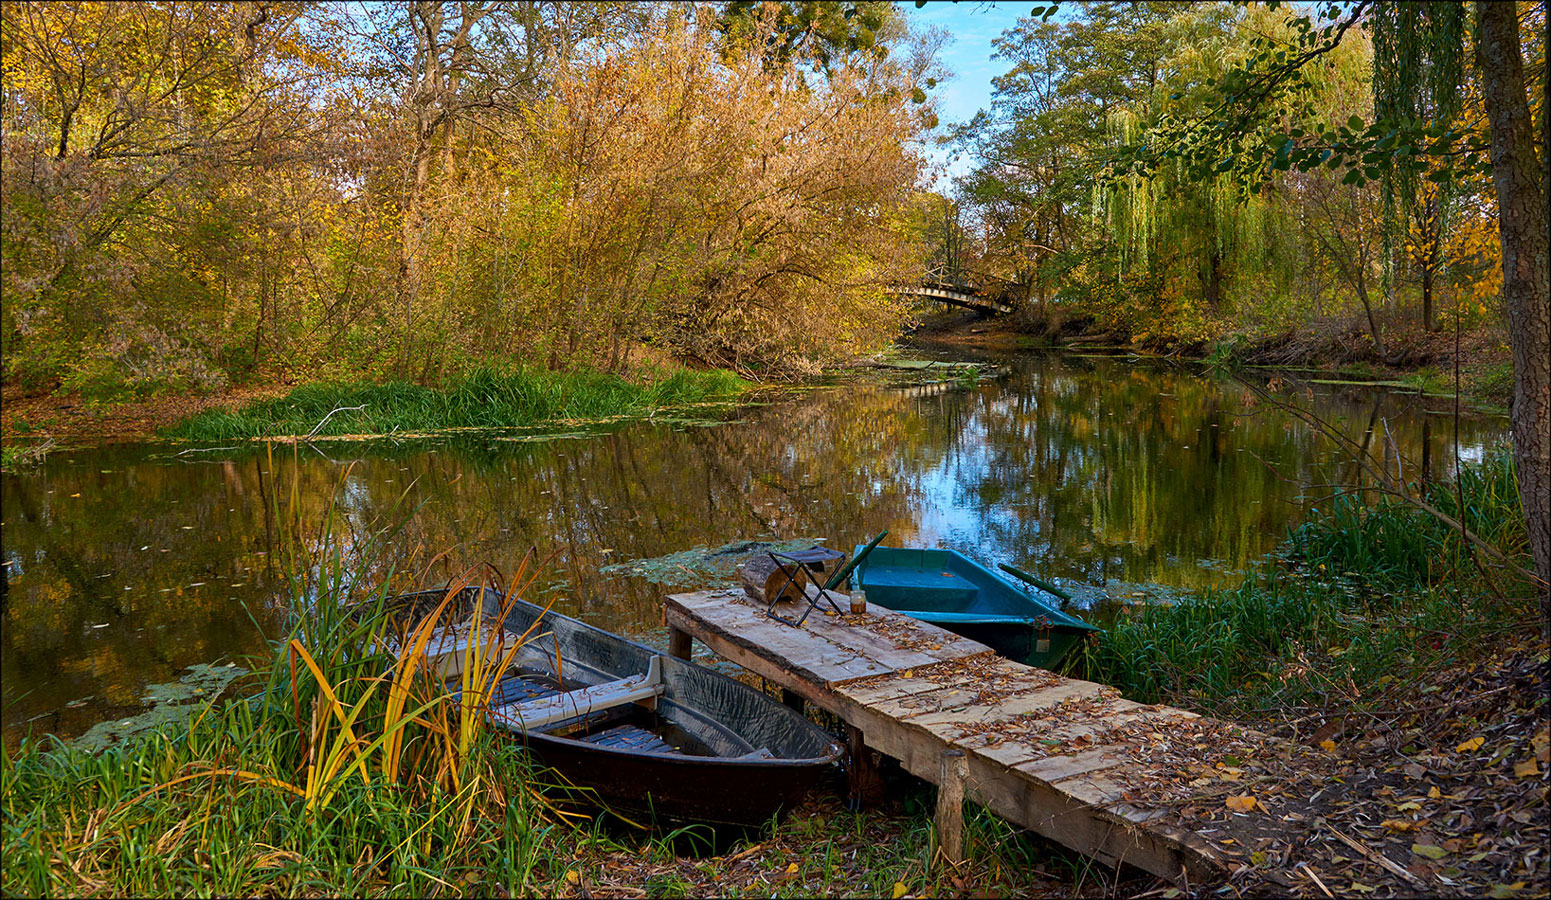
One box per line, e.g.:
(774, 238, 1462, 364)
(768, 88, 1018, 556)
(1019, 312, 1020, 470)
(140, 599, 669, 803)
(910, 309, 1518, 411)
(0, 367, 747, 463)
(0, 526, 1142, 899)
(4, 456, 1541, 898)
(1076, 450, 1547, 898)
(2, 372, 1540, 896)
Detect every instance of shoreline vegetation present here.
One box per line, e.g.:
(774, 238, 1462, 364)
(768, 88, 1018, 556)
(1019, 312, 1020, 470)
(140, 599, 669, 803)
(0, 312, 1513, 464)
(4, 454, 1542, 898)
(911, 309, 1518, 411)
(164, 367, 750, 442)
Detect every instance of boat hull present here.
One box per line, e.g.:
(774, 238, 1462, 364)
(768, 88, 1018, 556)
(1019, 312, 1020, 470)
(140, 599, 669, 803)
(519, 729, 828, 831)
(850, 546, 1099, 670)
(385, 588, 843, 831)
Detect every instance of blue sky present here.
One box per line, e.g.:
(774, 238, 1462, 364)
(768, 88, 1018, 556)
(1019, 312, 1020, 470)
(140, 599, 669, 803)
(900, 1, 1047, 186)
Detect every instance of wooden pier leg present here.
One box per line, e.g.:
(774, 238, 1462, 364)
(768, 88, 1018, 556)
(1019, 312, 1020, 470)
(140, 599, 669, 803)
(846, 725, 885, 810)
(935, 749, 968, 868)
(667, 625, 693, 660)
(780, 688, 806, 713)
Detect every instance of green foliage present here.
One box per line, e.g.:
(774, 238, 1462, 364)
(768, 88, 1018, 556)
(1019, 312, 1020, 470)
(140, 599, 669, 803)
(1080, 449, 1532, 716)
(1289, 447, 1527, 585)
(166, 367, 748, 441)
(720, 1, 897, 71)
(957, 1, 1524, 350)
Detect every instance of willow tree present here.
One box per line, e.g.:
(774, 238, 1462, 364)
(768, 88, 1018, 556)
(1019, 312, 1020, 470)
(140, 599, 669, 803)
(1110, 0, 1548, 599)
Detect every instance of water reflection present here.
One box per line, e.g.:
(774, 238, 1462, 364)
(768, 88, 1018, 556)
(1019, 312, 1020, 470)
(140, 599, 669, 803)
(1, 354, 1507, 742)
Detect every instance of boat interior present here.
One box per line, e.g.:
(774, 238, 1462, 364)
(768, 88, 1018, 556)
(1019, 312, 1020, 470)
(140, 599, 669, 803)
(383, 586, 838, 764)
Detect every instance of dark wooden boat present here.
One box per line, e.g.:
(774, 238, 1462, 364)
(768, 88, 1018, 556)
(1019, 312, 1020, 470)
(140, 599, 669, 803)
(849, 546, 1099, 669)
(385, 587, 843, 831)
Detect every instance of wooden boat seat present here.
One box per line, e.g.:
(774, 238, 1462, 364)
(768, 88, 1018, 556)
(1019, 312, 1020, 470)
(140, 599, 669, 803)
(386, 621, 521, 680)
(489, 657, 665, 732)
(580, 723, 681, 755)
(861, 568, 981, 610)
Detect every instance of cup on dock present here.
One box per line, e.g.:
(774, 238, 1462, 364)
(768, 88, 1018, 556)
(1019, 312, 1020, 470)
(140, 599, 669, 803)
(850, 590, 868, 615)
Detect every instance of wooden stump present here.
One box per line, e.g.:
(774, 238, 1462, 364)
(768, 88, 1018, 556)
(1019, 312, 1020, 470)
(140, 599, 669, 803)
(740, 555, 809, 604)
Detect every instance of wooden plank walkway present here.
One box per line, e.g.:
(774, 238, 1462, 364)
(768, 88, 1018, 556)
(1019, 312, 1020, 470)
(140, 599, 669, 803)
(665, 588, 1286, 886)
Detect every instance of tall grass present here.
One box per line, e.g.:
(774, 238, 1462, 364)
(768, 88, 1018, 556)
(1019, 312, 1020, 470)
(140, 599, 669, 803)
(1, 455, 578, 896)
(1079, 449, 1535, 716)
(1287, 448, 1526, 585)
(166, 366, 748, 441)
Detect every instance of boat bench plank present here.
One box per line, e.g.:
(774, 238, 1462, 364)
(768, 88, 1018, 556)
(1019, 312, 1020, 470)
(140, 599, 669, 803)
(387, 623, 521, 680)
(663, 589, 1295, 887)
(491, 658, 664, 732)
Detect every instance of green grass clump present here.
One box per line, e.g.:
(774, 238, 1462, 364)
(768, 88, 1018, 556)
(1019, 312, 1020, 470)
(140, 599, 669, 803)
(1078, 449, 1534, 717)
(1, 474, 575, 896)
(1288, 448, 1526, 585)
(166, 366, 748, 441)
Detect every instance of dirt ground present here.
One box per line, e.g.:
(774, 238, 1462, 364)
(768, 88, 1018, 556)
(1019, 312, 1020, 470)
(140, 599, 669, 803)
(1, 381, 286, 448)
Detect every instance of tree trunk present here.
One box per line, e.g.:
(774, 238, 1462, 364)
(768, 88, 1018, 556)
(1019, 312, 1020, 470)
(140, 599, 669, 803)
(1476, 0, 1551, 602)
(1420, 265, 1435, 334)
(1353, 255, 1387, 360)
(1204, 248, 1222, 310)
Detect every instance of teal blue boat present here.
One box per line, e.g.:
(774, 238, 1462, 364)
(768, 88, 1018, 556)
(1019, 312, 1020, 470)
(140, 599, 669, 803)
(848, 546, 1099, 670)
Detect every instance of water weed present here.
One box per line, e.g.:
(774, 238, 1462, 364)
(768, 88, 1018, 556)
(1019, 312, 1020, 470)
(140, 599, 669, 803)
(166, 366, 748, 441)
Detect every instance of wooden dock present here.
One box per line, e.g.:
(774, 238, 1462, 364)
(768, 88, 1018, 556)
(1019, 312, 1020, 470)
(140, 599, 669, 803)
(665, 588, 1289, 885)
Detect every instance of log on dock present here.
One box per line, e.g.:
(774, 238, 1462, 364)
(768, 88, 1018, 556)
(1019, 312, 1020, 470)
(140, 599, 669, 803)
(740, 555, 810, 604)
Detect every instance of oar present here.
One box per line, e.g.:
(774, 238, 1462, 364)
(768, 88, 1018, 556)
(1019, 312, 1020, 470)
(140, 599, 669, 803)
(824, 530, 889, 590)
(998, 562, 1074, 609)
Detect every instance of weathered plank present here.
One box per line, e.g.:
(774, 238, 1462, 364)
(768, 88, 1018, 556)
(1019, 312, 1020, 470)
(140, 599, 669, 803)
(673, 589, 985, 673)
(661, 590, 1258, 886)
(879, 680, 1107, 726)
(833, 655, 1034, 707)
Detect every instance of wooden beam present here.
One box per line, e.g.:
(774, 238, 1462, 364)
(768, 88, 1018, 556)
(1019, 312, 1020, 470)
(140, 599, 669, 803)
(667, 624, 693, 660)
(846, 724, 885, 809)
(935, 749, 968, 868)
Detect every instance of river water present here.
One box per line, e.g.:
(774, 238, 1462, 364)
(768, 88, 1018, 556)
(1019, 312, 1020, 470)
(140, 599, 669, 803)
(1, 351, 1508, 744)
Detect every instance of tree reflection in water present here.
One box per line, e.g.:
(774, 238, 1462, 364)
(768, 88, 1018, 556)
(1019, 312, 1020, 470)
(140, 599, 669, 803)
(1, 354, 1505, 742)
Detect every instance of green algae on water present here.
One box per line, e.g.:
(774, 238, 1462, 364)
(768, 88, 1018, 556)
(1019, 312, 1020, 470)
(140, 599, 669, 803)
(600, 538, 829, 587)
(73, 662, 249, 753)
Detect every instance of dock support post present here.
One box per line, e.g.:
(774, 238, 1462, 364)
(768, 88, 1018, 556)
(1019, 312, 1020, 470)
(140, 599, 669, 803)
(846, 725, 885, 809)
(935, 749, 968, 868)
(780, 688, 805, 713)
(667, 625, 693, 660)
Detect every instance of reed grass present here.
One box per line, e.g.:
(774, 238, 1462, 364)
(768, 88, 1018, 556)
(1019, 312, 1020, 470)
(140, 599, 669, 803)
(1078, 449, 1536, 718)
(1, 454, 578, 896)
(166, 366, 748, 441)
(1287, 448, 1526, 586)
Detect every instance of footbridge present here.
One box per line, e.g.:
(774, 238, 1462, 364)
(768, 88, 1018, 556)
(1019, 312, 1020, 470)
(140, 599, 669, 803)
(891, 282, 1013, 315)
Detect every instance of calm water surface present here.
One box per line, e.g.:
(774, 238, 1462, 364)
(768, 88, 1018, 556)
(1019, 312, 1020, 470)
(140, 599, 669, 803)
(1, 352, 1507, 742)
